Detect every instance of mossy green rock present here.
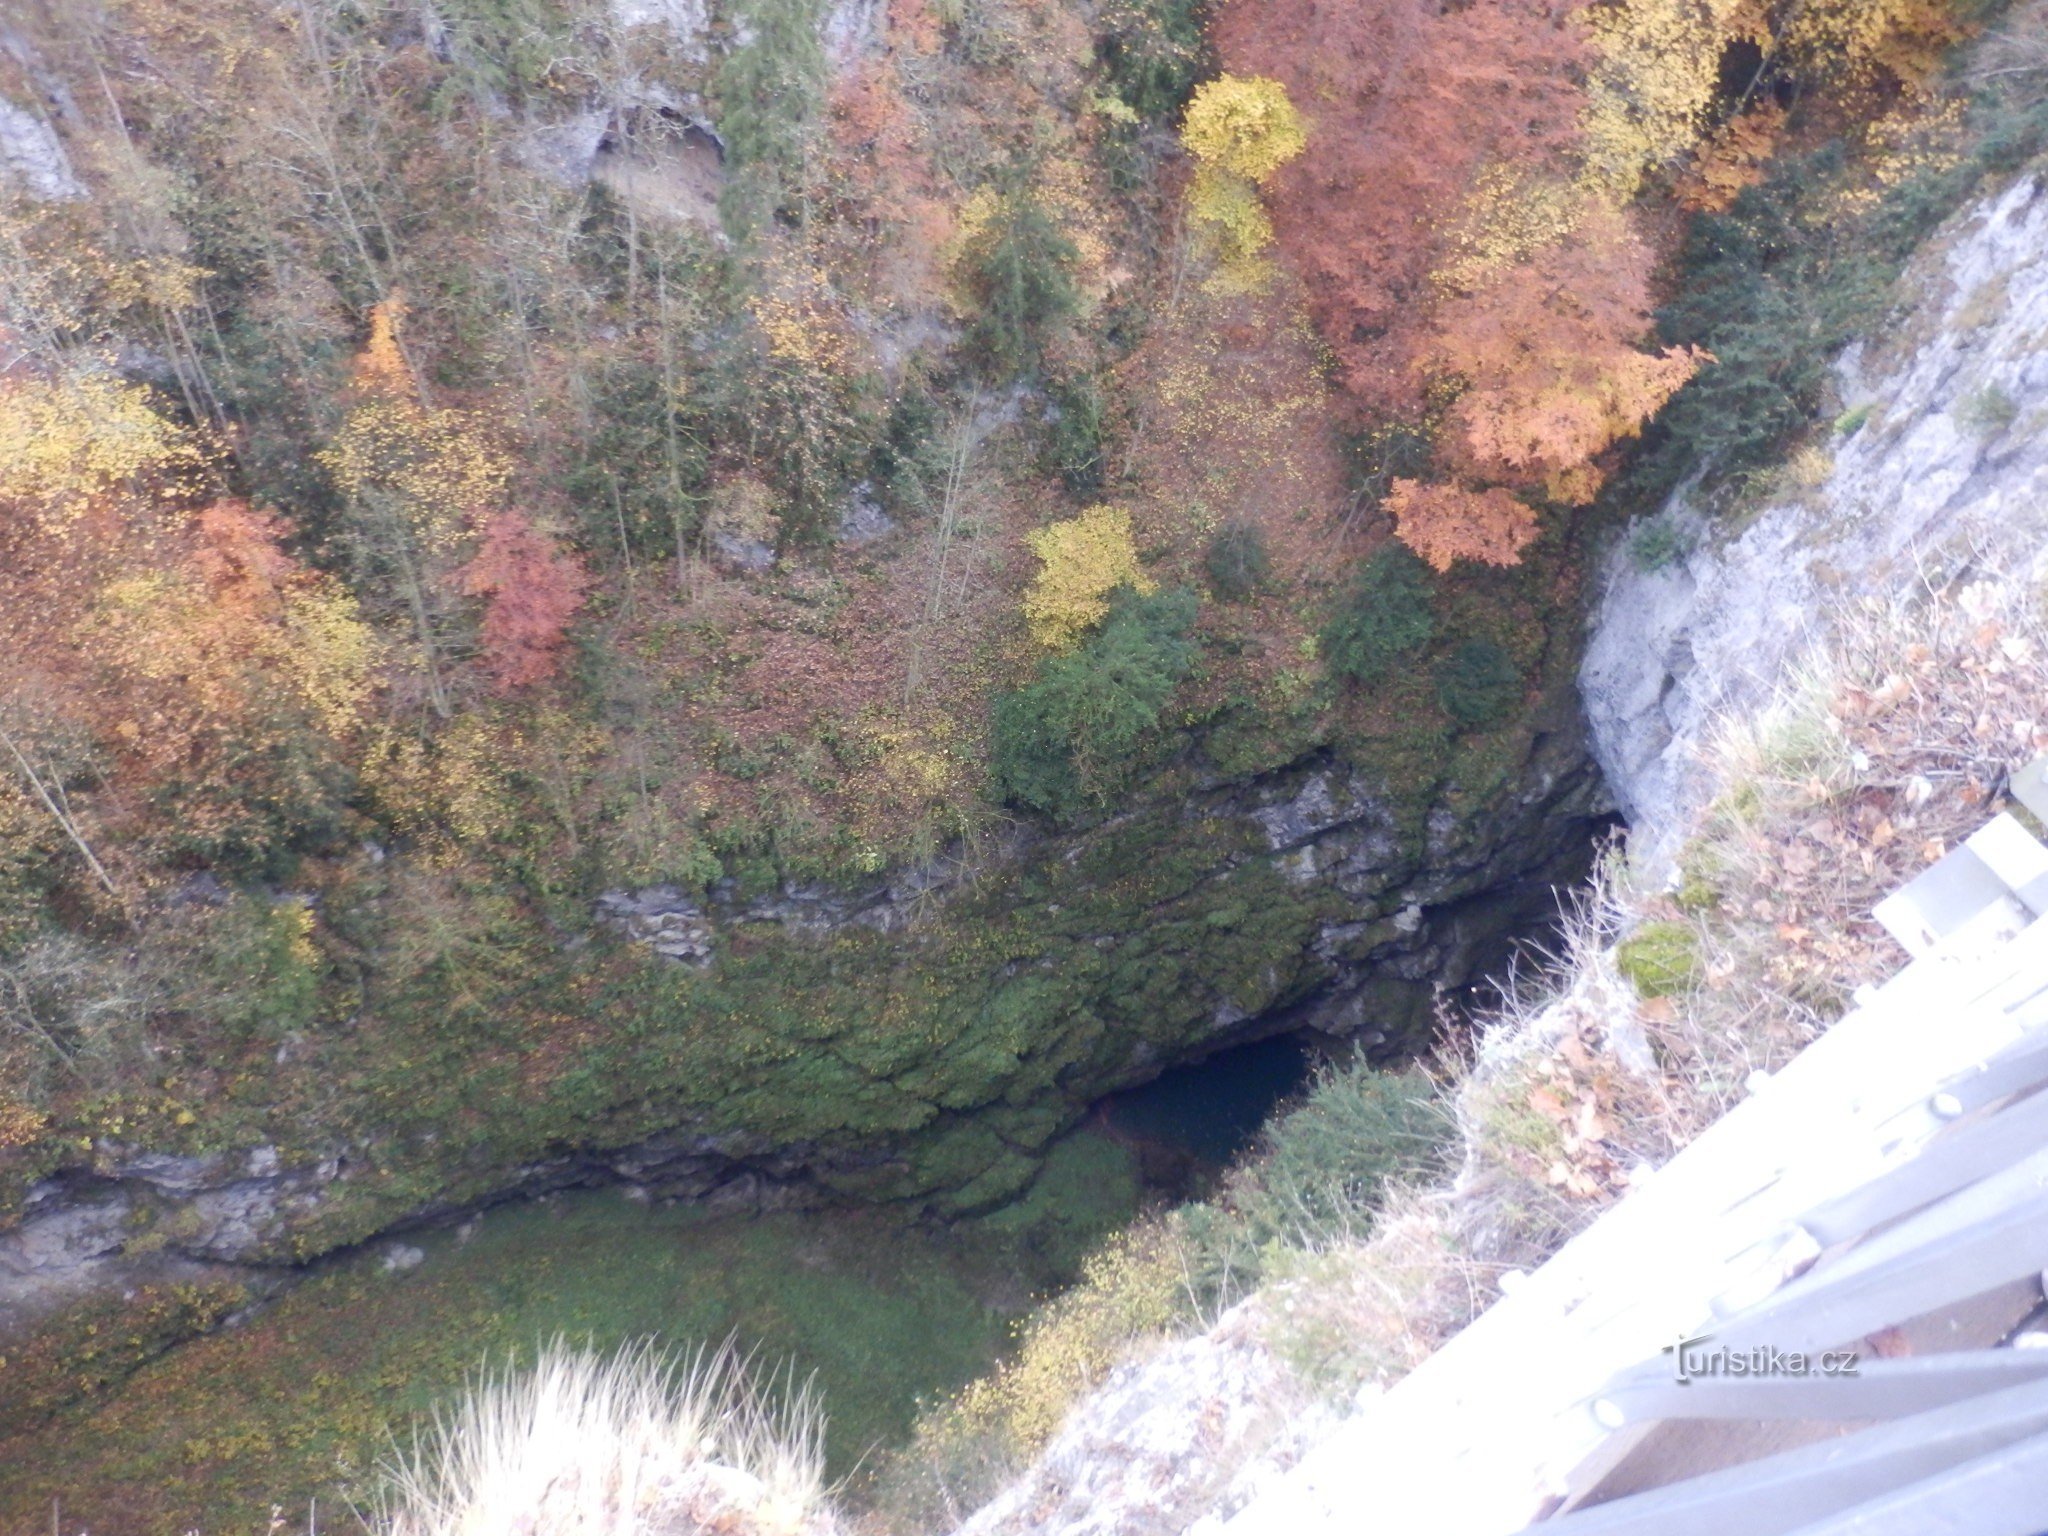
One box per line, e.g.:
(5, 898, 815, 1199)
(1615, 919, 1703, 998)
(5, 541, 1608, 1339)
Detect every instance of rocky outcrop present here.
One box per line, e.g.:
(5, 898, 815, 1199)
(531, 0, 882, 205)
(609, 0, 715, 57)
(7, 689, 1605, 1323)
(955, 1307, 1346, 1536)
(7, 1073, 858, 1304)
(0, 98, 80, 200)
(1583, 173, 2048, 878)
(597, 734, 1606, 1043)
(606, 0, 884, 62)
(0, 1119, 839, 1329)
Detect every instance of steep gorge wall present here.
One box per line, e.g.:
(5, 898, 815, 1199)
(1584, 173, 2048, 875)
(1, 655, 1605, 1328)
(0, 0, 1620, 1354)
(936, 166, 2048, 1536)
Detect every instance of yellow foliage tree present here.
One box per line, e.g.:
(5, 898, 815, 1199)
(1581, 0, 1768, 198)
(1181, 75, 1308, 183)
(320, 297, 510, 552)
(1581, 0, 1968, 200)
(1181, 74, 1306, 291)
(0, 1091, 46, 1152)
(1187, 166, 1276, 264)
(320, 296, 511, 715)
(1435, 165, 1586, 292)
(1022, 505, 1156, 651)
(90, 508, 378, 746)
(1782, 0, 1968, 91)
(748, 259, 858, 371)
(68, 501, 377, 869)
(0, 370, 200, 528)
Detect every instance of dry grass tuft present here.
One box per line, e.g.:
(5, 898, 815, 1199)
(377, 1338, 834, 1536)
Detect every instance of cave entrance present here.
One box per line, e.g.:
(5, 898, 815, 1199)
(1092, 812, 1622, 1199)
(1096, 1033, 1319, 1196)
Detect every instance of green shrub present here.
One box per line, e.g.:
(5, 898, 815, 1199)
(991, 588, 1198, 816)
(562, 356, 709, 565)
(1095, 0, 1210, 123)
(1203, 520, 1269, 602)
(431, 0, 575, 103)
(880, 1221, 1183, 1526)
(0, 787, 55, 957)
(177, 895, 324, 1041)
(1231, 1063, 1443, 1249)
(1321, 546, 1434, 685)
(1615, 919, 1702, 999)
(1042, 373, 1109, 496)
(153, 727, 354, 879)
(1833, 402, 1874, 437)
(1630, 517, 1689, 573)
(696, 296, 879, 547)
(714, 0, 829, 239)
(1959, 381, 2019, 436)
(1435, 640, 1520, 727)
(872, 380, 951, 512)
(990, 684, 1084, 816)
(959, 183, 1080, 381)
(1630, 87, 2048, 503)
(1164, 1059, 1446, 1316)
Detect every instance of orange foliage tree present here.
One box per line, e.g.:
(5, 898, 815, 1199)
(1212, 0, 1702, 569)
(2, 421, 374, 883)
(1384, 481, 1540, 574)
(1428, 204, 1707, 506)
(1213, 0, 1590, 419)
(455, 511, 591, 693)
(81, 499, 374, 869)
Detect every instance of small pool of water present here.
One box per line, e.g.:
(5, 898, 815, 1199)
(1101, 1032, 1317, 1168)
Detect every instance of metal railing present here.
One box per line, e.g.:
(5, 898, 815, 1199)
(1219, 761, 2048, 1536)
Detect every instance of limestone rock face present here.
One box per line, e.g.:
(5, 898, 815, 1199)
(608, 0, 715, 58)
(1583, 174, 2048, 878)
(0, 1198, 130, 1291)
(822, 0, 886, 62)
(0, 98, 81, 200)
(954, 1309, 1335, 1536)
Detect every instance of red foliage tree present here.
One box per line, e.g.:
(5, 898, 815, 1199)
(1213, 0, 1590, 417)
(1213, 0, 1706, 570)
(455, 512, 590, 693)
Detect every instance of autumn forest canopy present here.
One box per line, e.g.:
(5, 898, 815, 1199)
(0, 0, 2017, 1159)
(0, 0, 2035, 1507)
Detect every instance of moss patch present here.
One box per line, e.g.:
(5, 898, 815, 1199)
(0, 1277, 254, 1440)
(0, 1193, 1072, 1532)
(1615, 920, 1702, 999)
